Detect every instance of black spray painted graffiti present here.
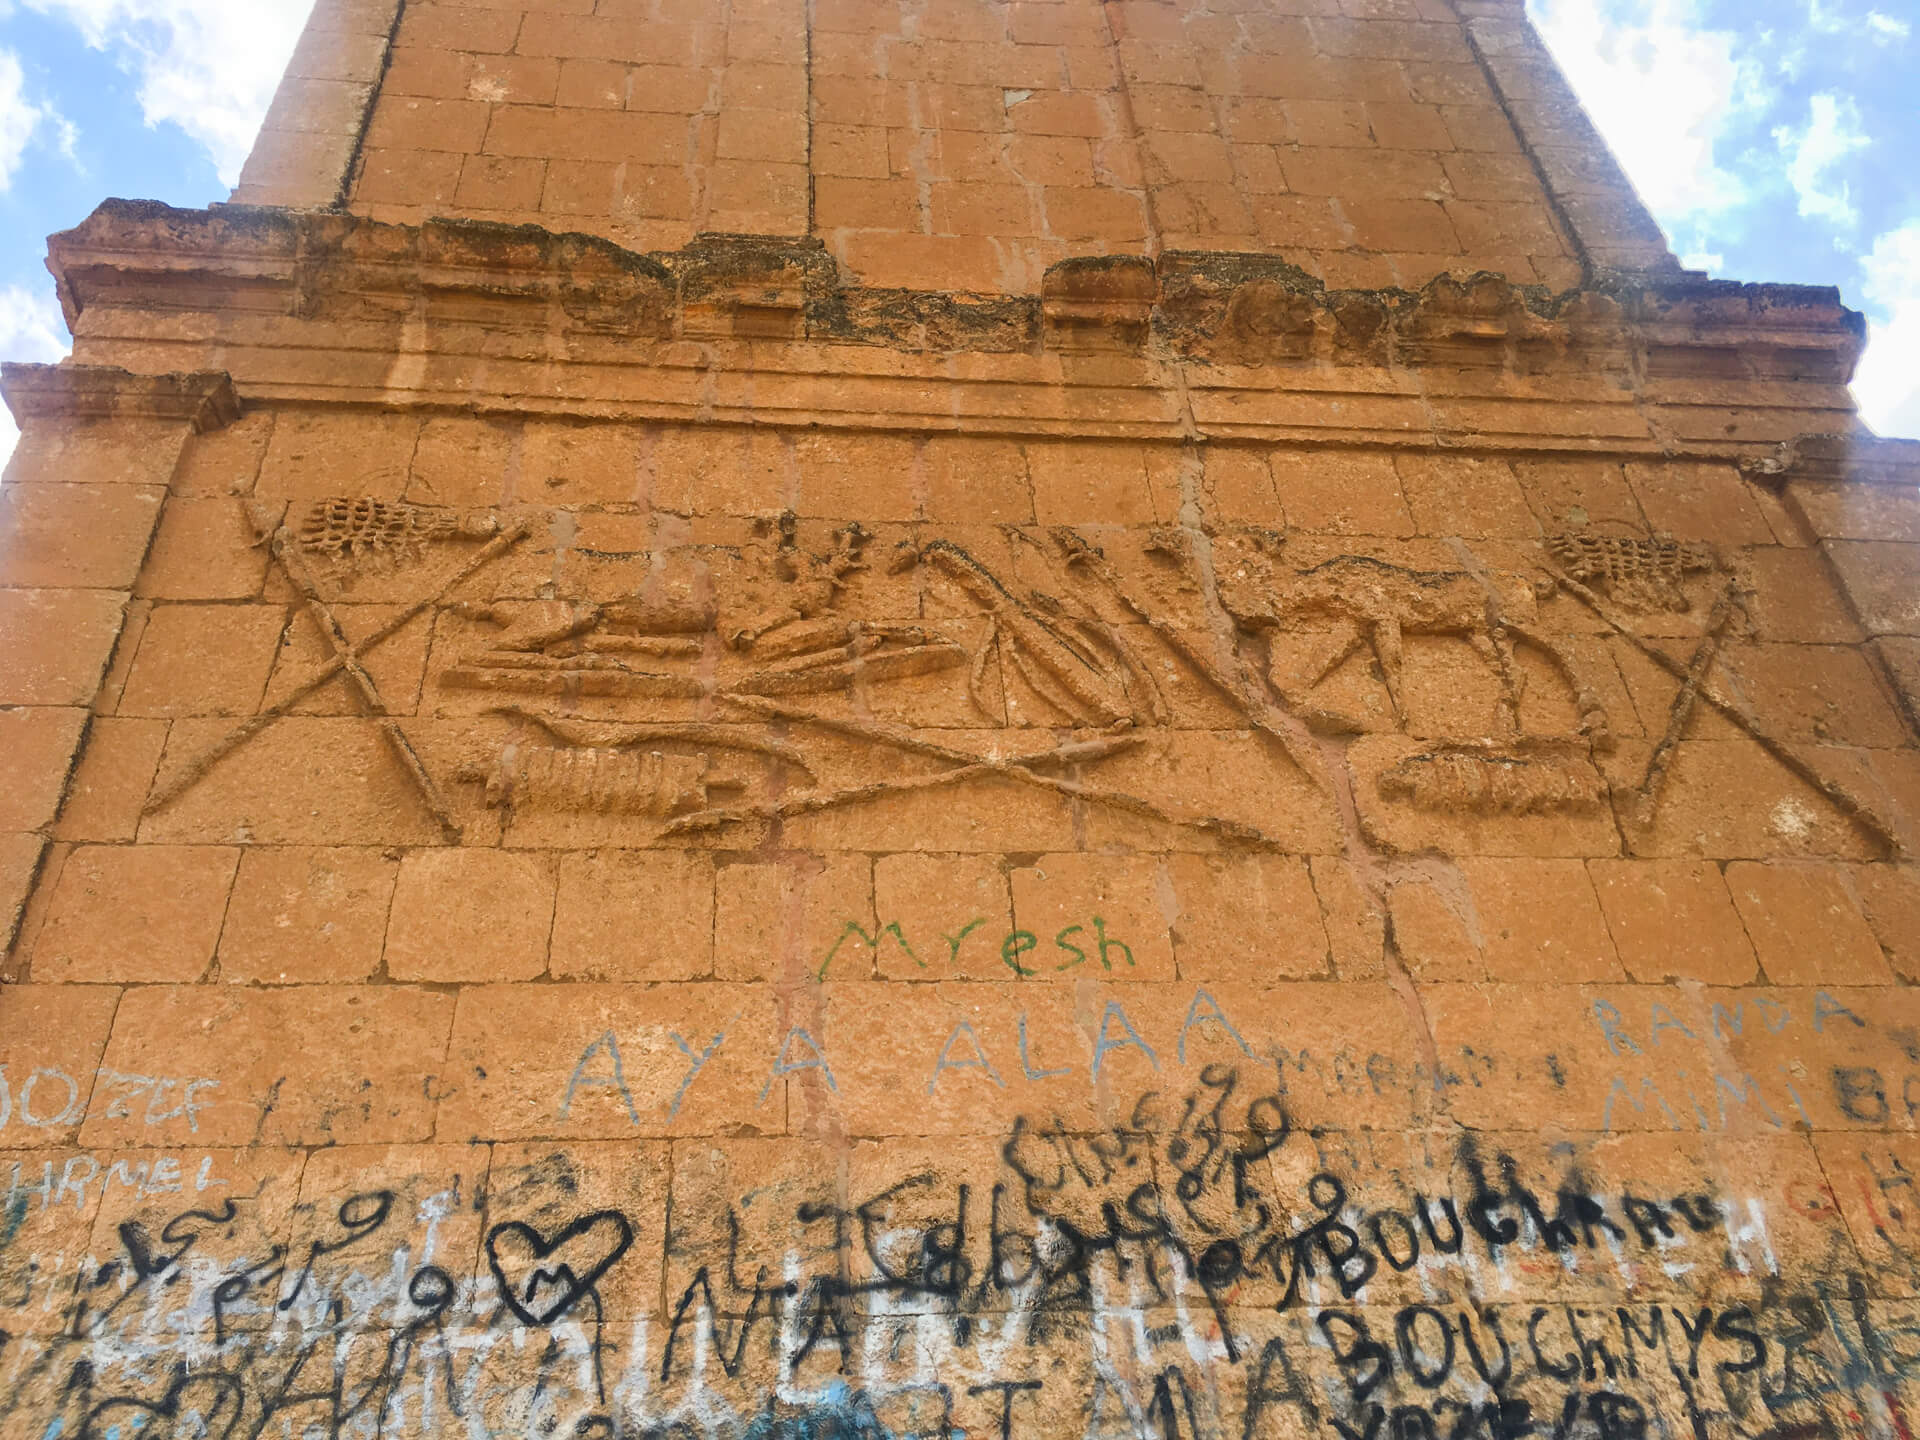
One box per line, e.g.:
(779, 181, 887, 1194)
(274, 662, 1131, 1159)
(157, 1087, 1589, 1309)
(0, 1067, 1911, 1440)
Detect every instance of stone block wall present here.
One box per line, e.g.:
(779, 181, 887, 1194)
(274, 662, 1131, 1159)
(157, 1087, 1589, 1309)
(3, 0, 1920, 1436)
(236, 0, 1670, 291)
(3, 363, 1920, 1435)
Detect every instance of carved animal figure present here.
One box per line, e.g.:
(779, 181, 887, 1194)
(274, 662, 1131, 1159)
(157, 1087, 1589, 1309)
(1240, 554, 1609, 745)
(1253, 555, 1520, 726)
(1378, 747, 1606, 815)
(294, 497, 499, 577)
(461, 743, 739, 815)
(1547, 531, 1716, 612)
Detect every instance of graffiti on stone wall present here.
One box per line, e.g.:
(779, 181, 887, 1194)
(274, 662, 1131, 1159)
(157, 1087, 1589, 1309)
(2, 1063, 1916, 1440)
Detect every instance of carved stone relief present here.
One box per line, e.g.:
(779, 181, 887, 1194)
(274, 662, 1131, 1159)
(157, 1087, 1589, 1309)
(1545, 530, 1716, 614)
(137, 495, 1898, 857)
(1538, 530, 1896, 852)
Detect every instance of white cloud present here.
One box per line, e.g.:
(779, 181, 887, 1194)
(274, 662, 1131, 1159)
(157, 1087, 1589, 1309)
(1810, 0, 1911, 40)
(1853, 220, 1920, 438)
(23, 0, 314, 186)
(0, 282, 71, 467)
(1773, 92, 1871, 229)
(1529, 0, 1761, 225)
(0, 47, 56, 191)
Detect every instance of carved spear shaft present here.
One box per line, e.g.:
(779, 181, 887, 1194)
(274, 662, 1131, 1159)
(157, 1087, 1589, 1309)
(1546, 564, 1898, 855)
(145, 521, 530, 816)
(271, 528, 464, 842)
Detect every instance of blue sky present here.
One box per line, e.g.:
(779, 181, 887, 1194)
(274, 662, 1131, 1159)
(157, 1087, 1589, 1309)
(0, 0, 1912, 454)
(1530, 0, 1919, 437)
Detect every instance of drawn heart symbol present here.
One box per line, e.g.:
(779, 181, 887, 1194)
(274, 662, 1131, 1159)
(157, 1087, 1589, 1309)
(485, 1211, 635, 1326)
(83, 1370, 245, 1440)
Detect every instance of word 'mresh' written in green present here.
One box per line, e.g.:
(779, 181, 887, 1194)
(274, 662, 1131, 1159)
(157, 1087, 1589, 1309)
(817, 916, 1136, 979)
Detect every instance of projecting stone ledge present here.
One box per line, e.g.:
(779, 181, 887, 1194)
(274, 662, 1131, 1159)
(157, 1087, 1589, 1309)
(0, 362, 240, 433)
(47, 198, 1867, 381)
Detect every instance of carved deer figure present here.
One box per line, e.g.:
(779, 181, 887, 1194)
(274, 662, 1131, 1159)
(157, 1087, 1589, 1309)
(1236, 554, 1609, 746)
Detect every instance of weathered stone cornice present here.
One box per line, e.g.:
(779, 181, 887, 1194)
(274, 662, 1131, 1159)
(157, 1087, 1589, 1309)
(0, 360, 240, 432)
(49, 200, 1867, 385)
(1742, 432, 1920, 488)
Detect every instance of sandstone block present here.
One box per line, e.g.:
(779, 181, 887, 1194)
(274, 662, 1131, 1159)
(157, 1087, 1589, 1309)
(0, 482, 164, 589)
(922, 437, 1034, 523)
(1587, 858, 1757, 984)
(52, 717, 165, 843)
(817, 176, 923, 231)
(263, 603, 433, 716)
(835, 232, 1006, 291)
(385, 847, 556, 982)
(793, 431, 920, 521)
(485, 1140, 668, 1322)
(1270, 450, 1416, 535)
(407, 417, 513, 506)
(218, 846, 399, 983)
(118, 604, 287, 717)
(142, 716, 453, 847)
(812, 122, 890, 178)
(1811, 1134, 1920, 1294)
(1343, 197, 1463, 252)
(134, 495, 272, 600)
(4, 419, 189, 489)
(1725, 861, 1892, 986)
(1040, 184, 1150, 242)
(519, 421, 641, 505)
(456, 153, 549, 210)
(0, 984, 120, 1147)
(1461, 856, 1624, 982)
(85, 985, 453, 1147)
(717, 853, 875, 982)
(257, 410, 420, 501)
(1823, 540, 1920, 638)
(394, 3, 522, 55)
(1010, 853, 1176, 981)
(1604, 737, 1880, 861)
(1309, 856, 1388, 978)
(1385, 878, 1481, 980)
(1514, 458, 1648, 532)
(1717, 642, 1909, 749)
(1853, 864, 1920, 982)
(439, 982, 781, 1139)
(1623, 461, 1774, 547)
(0, 588, 128, 706)
(1168, 853, 1330, 981)
(92, 1143, 307, 1338)
(0, 832, 45, 958)
(171, 413, 275, 497)
(32, 844, 238, 983)
(1026, 441, 1160, 526)
(1873, 635, 1920, 732)
(1743, 547, 1866, 644)
(1394, 454, 1535, 537)
(1788, 479, 1920, 543)
(551, 850, 714, 981)
(0, 708, 87, 833)
(280, 1142, 488, 1329)
(0, 1143, 115, 1329)
(871, 852, 1015, 981)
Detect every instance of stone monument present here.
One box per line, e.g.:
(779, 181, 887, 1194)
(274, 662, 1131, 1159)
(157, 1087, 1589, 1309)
(2, 0, 1919, 1434)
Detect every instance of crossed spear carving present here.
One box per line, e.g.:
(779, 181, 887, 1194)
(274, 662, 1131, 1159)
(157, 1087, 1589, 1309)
(143, 513, 533, 841)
